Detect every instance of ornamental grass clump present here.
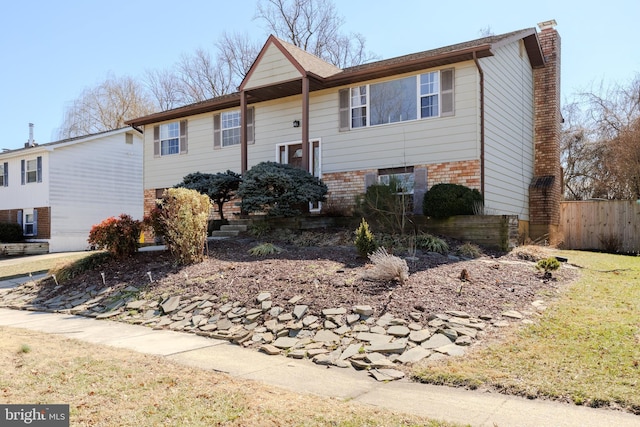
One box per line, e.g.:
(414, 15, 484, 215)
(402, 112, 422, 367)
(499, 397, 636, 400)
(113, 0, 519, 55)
(364, 247, 409, 284)
(415, 233, 449, 254)
(248, 243, 282, 257)
(87, 214, 142, 259)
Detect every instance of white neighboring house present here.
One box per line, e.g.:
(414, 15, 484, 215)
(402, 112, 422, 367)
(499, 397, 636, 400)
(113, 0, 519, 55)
(0, 127, 143, 253)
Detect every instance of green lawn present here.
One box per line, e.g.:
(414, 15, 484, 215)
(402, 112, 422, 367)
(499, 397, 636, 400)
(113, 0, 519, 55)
(413, 250, 640, 414)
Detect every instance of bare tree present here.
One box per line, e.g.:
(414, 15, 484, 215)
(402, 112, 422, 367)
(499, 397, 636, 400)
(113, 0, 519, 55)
(175, 48, 235, 103)
(215, 31, 262, 88)
(57, 74, 155, 139)
(144, 68, 184, 110)
(581, 75, 640, 199)
(255, 0, 378, 67)
(562, 74, 640, 200)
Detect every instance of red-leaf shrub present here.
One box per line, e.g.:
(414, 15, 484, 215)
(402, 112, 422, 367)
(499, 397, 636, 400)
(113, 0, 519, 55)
(88, 214, 141, 258)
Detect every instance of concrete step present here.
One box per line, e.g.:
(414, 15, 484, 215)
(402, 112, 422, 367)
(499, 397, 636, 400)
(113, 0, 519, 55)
(220, 224, 248, 232)
(210, 230, 240, 238)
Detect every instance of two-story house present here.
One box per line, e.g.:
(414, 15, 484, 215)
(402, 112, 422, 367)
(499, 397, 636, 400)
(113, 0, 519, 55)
(0, 127, 143, 253)
(127, 21, 562, 242)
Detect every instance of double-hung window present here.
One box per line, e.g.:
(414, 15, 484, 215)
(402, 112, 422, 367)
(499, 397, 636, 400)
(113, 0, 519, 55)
(0, 162, 7, 187)
(24, 213, 35, 236)
(160, 122, 180, 155)
(153, 121, 187, 157)
(351, 86, 367, 128)
(21, 157, 42, 184)
(221, 110, 241, 147)
(339, 69, 454, 130)
(213, 107, 254, 149)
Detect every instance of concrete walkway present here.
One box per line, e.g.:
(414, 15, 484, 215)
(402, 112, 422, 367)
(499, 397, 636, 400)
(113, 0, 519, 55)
(0, 307, 637, 427)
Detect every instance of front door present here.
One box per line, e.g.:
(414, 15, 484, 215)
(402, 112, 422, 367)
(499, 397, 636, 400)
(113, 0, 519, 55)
(278, 140, 321, 211)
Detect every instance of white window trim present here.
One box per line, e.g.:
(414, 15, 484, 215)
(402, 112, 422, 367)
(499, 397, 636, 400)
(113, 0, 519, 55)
(221, 110, 241, 147)
(159, 122, 180, 156)
(23, 209, 35, 236)
(349, 69, 452, 129)
(275, 139, 323, 212)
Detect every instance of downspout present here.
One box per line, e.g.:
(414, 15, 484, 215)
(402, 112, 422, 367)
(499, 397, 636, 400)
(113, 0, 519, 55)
(240, 91, 248, 174)
(473, 52, 485, 199)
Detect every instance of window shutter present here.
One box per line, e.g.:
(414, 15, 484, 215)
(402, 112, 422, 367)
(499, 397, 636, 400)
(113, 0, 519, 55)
(247, 107, 255, 145)
(179, 120, 188, 154)
(441, 69, 454, 116)
(3, 162, 7, 186)
(413, 168, 428, 215)
(213, 114, 221, 150)
(364, 173, 376, 189)
(21, 160, 25, 185)
(36, 156, 42, 182)
(153, 125, 160, 157)
(338, 89, 350, 131)
(17, 210, 23, 227)
(33, 209, 38, 237)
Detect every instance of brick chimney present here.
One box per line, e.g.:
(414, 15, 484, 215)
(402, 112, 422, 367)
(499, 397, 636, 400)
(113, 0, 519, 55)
(529, 20, 562, 243)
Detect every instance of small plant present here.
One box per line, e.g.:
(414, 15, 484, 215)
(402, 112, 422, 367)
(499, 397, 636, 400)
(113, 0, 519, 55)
(354, 218, 377, 258)
(248, 221, 272, 238)
(248, 243, 282, 257)
(415, 233, 449, 254)
(599, 233, 621, 253)
(537, 257, 561, 278)
(18, 344, 31, 354)
(456, 242, 482, 259)
(87, 214, 142, 258)
(364, 247, 409, 284)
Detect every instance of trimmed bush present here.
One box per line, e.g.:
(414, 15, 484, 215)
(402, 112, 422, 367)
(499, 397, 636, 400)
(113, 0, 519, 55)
(237, 161, 328, 217)
(175, 170, 241, 220)
(423, 183, 482, 218)
(0, 222, 24, 243)
(87, 214, 142, 258)
(160, 187, 212, 265)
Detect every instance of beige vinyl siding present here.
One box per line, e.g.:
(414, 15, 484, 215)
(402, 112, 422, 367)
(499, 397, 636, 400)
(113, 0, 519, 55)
(146, 63, 481, 190)
(322, 64, 479, 173)
(144, 114, 242, 189)
(243, 44, 302, 90)
(481, 41, 534, 220)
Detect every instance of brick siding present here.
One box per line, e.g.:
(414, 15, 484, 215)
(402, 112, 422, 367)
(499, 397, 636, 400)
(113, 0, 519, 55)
(530, 24, 562, 242)
(0, 207, 51, 239)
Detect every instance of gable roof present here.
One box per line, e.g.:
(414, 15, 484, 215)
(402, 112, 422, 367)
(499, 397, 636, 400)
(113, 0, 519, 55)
(0, 127, 141, 159)
(127, 27, 543, 127)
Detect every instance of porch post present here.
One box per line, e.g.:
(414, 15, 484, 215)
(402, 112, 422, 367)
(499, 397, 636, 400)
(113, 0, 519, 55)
(240, 90, 248, 174)
(301, 76, 310, 172)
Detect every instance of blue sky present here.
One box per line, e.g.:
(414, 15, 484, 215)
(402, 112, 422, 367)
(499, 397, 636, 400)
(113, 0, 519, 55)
(1, 0, 639, 150)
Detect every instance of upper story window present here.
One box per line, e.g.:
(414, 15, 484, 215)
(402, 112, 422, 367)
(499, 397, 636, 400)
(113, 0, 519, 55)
(21, 156, 42, 184)
(351, 87, 367, 128)
(0, 162, 7, 187)
(160, 122, 179, 155)
(213, 107, 255, 149)
(339, 69, 454, 131)
(221, 110, 241, 147)
(153, 120, 188, 157)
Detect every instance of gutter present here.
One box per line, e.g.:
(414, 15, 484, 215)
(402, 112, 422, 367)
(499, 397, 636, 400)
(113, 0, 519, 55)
(473, 52, 485, 199)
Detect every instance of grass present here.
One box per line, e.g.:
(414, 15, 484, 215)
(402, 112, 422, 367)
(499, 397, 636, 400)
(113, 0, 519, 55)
(413, 250, 640, 414)
(0, 327, 464, 427)
(0, 251, 96, 280)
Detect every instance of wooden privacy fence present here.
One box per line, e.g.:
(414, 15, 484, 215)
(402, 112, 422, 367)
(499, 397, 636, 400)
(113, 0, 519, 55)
(559, 200, 640, 252)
